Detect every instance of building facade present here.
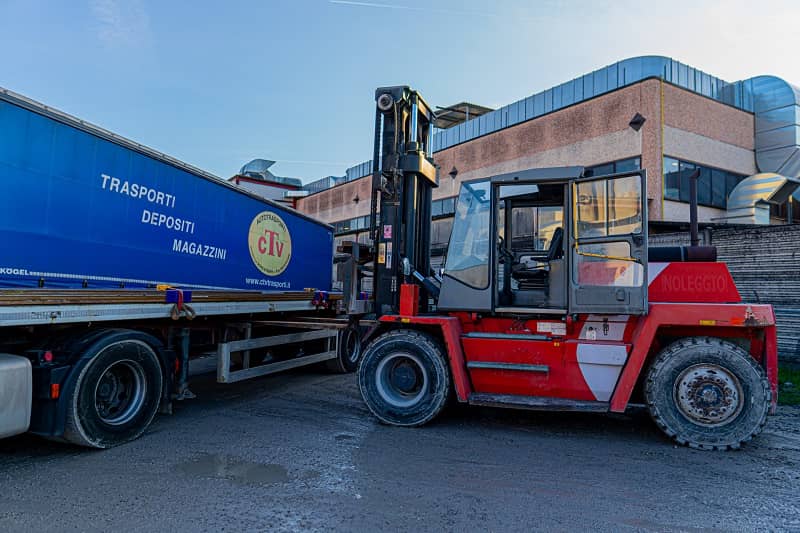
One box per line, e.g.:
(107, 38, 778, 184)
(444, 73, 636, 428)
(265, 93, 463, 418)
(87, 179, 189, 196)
(295, 56, 800, 260)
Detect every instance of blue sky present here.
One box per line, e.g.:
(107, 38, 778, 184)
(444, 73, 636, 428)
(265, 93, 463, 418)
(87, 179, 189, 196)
(0, 0, 797, 182)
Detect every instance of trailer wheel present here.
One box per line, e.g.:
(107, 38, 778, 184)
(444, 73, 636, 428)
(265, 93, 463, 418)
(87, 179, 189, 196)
(645, 336, 770, 451)
(358, 330, 450, 426)
(63, 335, 163, 449)
(325, 324, 363, 373)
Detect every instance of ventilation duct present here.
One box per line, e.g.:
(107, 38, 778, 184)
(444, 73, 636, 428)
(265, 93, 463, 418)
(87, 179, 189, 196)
(720, 173, 800, 224)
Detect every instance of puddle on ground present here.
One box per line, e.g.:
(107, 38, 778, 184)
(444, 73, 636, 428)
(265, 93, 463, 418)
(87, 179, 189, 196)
(176, 454, 289, 485)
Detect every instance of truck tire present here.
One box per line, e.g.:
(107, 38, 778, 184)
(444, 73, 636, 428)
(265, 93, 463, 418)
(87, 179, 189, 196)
(63, 334, 163, 448)
(357, 329, 450, 426)
(644, 336, 770, 451)
(325, 324, 362, 373)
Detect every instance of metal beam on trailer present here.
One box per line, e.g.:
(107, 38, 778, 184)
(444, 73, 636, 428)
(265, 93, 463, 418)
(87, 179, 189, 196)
(0, 289, 342, 306)
(255, 317, 377, 330)
(0, 299, 322, 327)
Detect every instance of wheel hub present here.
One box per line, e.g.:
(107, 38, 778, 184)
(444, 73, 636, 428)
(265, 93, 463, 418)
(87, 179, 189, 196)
(391, 364, 419, 393)
(375, 352, 428, 408)
(94, 360, 147, 426)
(675, 364, 743, 427)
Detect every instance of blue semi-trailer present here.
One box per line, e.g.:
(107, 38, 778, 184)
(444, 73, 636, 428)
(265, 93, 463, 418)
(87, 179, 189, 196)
(0, 87, 364, 448)
(0, 88, 332, 292)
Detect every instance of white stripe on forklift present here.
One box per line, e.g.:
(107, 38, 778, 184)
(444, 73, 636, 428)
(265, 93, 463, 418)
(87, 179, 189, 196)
(576, 344, 628, 402)
(647, 262, 669, 286)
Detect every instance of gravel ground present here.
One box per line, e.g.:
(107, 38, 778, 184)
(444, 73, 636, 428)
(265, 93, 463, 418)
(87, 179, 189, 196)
(1, 369, 798, 532)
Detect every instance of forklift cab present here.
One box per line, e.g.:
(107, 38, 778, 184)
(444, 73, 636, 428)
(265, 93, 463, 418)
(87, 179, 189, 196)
(437, 167, 648, 316)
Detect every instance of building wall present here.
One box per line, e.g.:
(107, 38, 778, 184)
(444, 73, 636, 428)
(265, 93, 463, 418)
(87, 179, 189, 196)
(662, 200, 725, 223)
(662, 83, 754, 150)
(663, 126, 756, 174)
(297, 79, 758, 225)
(298, 175, 371, 224)
(433, 80, 649, 202)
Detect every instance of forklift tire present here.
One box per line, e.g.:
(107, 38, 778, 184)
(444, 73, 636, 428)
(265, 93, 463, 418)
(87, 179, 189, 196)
(358, 329, 450, 427)
(63, 333, 163, 448)
(644, 336, 770, 451)
(325, 324, 363, 373)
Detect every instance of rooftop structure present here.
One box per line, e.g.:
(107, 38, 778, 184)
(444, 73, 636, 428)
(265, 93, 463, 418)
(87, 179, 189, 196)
(304, 56, 800, 196)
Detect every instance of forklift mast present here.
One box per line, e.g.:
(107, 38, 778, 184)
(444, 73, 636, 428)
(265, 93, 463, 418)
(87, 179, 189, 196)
(370, 86, 438, 316)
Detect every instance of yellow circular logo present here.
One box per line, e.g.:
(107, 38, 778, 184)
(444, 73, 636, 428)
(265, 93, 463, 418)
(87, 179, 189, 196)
(248, 211, 292, 276)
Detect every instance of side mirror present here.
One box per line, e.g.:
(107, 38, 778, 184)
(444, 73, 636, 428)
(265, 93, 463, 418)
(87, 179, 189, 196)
(402, 257, 412, 276)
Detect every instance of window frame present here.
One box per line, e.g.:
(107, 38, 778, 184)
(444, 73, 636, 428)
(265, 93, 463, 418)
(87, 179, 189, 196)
(662, 155, 747, 210)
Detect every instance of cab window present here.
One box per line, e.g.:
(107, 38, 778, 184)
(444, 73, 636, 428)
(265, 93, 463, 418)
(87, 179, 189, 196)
(444, 180, 491, 289)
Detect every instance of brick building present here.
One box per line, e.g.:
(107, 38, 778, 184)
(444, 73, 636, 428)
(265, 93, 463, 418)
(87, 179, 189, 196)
(295, 56, 800, 262)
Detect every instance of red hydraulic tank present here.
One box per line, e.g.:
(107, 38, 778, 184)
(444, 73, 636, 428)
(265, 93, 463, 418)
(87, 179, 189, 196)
(399, 283, 420, 316)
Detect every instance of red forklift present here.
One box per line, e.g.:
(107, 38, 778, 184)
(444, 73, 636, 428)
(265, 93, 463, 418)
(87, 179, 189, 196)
(356, 86, 777, 450)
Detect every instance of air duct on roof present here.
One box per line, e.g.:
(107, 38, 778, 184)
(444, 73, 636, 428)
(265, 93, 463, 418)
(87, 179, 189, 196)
(239, 158, 277, 181)
(751, 76, 800, 179)
(237, 159, 302, 187)
(719, 173, 800, 224)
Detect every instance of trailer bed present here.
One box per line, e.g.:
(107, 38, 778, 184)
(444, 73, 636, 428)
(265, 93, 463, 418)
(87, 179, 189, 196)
(0, 289, 341, 327)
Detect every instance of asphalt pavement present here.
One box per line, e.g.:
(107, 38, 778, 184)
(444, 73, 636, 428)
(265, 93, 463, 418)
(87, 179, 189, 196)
(1, 368, 799, 532)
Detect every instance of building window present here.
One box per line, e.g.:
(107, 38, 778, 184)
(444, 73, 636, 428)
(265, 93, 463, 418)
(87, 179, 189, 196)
(664, 157, 681, 200)
(431, 197, 457, 218)
(334, 215, 367, 235)
(663, 156, 746, 209)
(614, 157, 641, 173)
(585, 157, 641, 177)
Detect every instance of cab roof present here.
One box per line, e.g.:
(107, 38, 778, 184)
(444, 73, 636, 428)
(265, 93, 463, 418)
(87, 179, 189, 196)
(490, 166, 585, 184)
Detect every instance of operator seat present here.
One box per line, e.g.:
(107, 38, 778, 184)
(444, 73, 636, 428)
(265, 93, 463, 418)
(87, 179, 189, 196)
(512, 227, 564, 290)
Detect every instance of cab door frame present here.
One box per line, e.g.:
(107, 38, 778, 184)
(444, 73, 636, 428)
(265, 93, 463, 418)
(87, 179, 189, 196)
(489, 167, 583, 316)
(567, 169, 648, 315)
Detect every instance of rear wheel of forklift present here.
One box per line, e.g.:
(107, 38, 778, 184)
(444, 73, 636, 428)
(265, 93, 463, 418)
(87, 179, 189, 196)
(325, 324, 363, 373)
(357, 330, 450, 426)
(63, 331, 164, 448)
(645, 336, 770, 451)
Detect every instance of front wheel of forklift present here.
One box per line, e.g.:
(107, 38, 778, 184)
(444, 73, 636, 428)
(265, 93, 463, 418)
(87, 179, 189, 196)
(357, 329, 450, 427)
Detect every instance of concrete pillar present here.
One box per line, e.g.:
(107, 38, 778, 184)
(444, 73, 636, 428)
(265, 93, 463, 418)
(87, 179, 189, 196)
(640, 79, 664, 221)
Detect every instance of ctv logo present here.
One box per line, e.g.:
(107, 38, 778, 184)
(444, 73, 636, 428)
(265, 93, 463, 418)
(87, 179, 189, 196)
(248, 211, 292, 276)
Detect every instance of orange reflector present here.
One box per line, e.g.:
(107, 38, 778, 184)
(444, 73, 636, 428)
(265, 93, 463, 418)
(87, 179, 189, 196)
(50, 383, 60, 399)
(699, 320, 716, 326)
(400, 318, 411, 323)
